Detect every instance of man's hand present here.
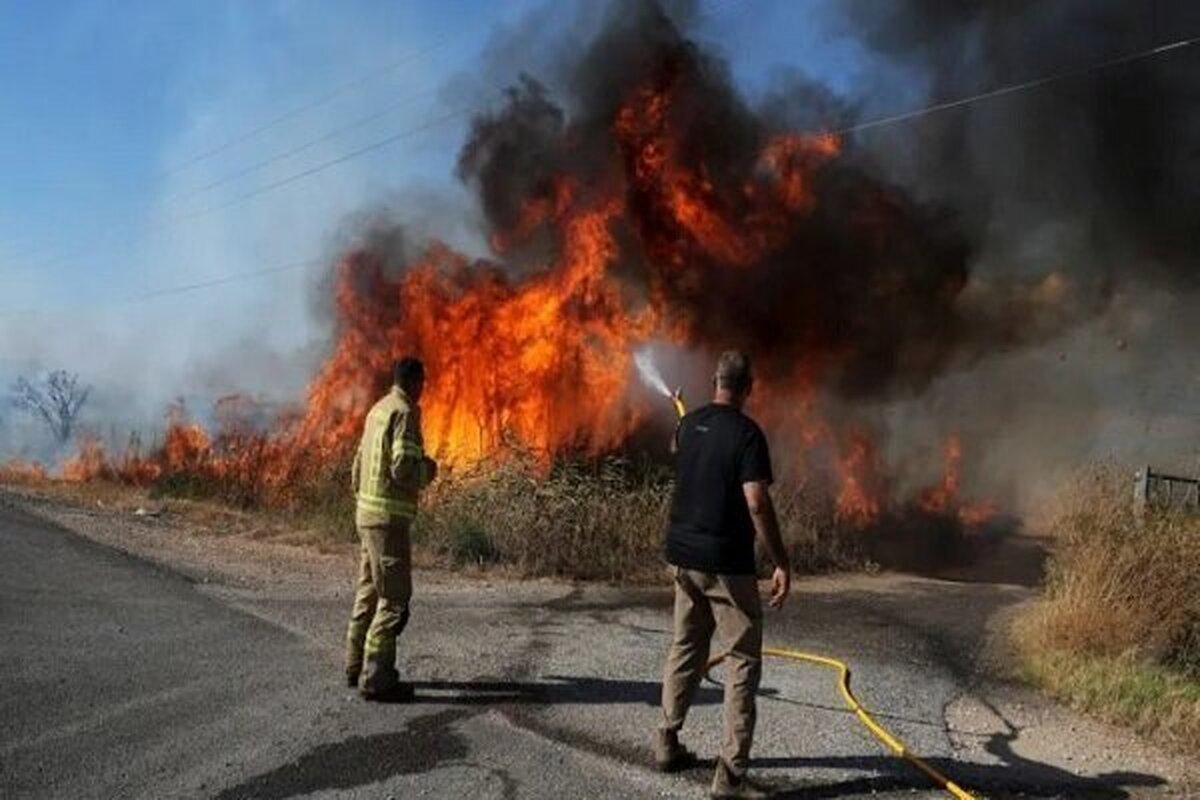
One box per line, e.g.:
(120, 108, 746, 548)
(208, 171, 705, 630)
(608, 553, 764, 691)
(671, 387, 686, 419)
(768, 565, 790, 609)
(744, 480, 790, 608)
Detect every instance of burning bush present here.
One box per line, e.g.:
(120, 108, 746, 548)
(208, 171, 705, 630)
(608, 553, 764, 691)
(412, 452, 881, 581)
(12, 1, 1009, 573)
(0, 459, 49, 484)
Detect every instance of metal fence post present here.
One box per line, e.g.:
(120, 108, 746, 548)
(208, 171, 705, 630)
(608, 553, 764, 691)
(1133, 465, 1150, 518)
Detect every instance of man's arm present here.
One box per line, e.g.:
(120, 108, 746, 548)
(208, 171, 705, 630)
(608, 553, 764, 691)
(390, 408, 435, 490)
(743, 480, 791, 608)
(351, 447, 362, 494)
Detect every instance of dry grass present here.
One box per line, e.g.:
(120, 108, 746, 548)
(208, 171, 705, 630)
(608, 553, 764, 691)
(1012, 462, 1200, 748)
(413, 454, 672, 580)
(412, 454, 859, 581)
(5, 448, 861, 582)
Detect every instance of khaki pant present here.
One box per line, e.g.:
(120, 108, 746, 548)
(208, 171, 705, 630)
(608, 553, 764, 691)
(660, 566, 763, 775)
(345, 522, 413, 692)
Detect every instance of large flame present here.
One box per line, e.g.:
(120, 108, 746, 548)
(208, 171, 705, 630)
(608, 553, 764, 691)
(21, 14, 998, 531)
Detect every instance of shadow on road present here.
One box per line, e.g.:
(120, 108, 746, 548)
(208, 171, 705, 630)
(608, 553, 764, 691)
(405, 676, 1167, 800)
(212, 709, 476, 800)
(759, 753, 1164, 799)
(756, 689, 1165, 799)
(210, 675, 1167, 799)
(410, 674, 723, 707)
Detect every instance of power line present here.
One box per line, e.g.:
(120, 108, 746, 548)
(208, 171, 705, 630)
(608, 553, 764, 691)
(11, 99, 484, 277)
(837, 34, 1199, 136)
(160, 85, 443, 206)
(0, 29, 470, 263)
(161, 31, 465, 178)
(54, 21, 1200, 318)
(0, 257, 320, 317)
(40, 27, 1192, 278)
(5, 78, 457, 268)
(4, 83, 448, 270)
(156, 0, 747, 177)
(2, 0, 748, 278)
(125, 258, 320, 302)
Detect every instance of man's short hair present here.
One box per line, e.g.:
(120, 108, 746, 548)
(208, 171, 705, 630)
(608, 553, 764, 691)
(393, 357, 425, 389)
(715, 350, 752, 393)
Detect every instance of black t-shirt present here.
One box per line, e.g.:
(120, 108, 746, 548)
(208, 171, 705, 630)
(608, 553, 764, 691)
(665, 403, 773, 575)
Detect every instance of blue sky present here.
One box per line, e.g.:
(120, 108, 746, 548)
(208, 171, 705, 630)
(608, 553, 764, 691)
(0, 0, 904, 407)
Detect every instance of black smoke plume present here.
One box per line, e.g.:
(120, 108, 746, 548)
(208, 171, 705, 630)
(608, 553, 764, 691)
(453, 0, 1193, 400)
(840, 0, 1200, 288)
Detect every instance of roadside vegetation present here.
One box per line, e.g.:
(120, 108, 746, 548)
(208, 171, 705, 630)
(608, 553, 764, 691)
(1013, 462, 1200, 750)
(1, 446, 862, 581)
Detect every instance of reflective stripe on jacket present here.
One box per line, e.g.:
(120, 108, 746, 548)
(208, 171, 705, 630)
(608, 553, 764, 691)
(352, 387, 431, 527)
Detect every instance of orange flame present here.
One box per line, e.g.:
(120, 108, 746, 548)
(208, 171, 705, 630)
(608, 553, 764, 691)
(834, 429, 884, 526)
(917, 435, 963, 515)
(0, 459, 49, 483)
(34, 64, 1003, 535)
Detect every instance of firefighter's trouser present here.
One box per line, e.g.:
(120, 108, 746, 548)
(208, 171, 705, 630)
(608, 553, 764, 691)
(660, 565, 763, 775)
(345, 522, 413, 692)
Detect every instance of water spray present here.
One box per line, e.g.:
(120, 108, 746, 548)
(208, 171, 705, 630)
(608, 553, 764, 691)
(642, 347, 976, 800)
(633, 348, 686, 418)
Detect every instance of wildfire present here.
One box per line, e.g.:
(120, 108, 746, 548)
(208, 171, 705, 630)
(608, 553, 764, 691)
(0, 459, 48, 483)
(918, 435, 963, 515)
(834, 430, 884, 527)
(11, 9, 1002, 536)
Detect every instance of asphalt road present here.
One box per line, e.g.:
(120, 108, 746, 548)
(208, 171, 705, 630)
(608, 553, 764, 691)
(0, 501, 1189, 799)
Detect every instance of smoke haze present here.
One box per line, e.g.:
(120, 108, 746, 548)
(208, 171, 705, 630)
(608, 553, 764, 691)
(5, 0, 1197, 512)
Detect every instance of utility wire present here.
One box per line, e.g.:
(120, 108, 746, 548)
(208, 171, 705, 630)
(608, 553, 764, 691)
(48, 25, 1200, 316)
(0, 257, 320, 318)
(10, 20, 1193, 312)
(124, 257, 320, 302)
(158, 0, 744, 177)
(2, 0, 756, 316)
(836, 34, 1199, 136)
(160, 86, 443, 206)
(12, 99, 483, 277)
(0, 29, 469, 263)
(4, 86, 460, 273)
(161, 31, 465, 178)
(4, 84, 447, 269)
(3, 0, 746, 278)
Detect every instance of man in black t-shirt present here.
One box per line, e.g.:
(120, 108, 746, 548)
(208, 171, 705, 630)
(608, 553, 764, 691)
(655, 350, 791, 799)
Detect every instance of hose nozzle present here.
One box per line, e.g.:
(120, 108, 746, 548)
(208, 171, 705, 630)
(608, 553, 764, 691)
(671, 388, 686, 419)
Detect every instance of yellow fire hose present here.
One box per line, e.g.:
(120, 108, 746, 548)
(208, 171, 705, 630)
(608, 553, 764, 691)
(708, 648, 976, 799)
(672, 393, 976, 799)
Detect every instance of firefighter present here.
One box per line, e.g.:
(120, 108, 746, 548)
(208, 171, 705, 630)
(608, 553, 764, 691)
(655, 350, 790, 799)
(344, 357, 437, 702)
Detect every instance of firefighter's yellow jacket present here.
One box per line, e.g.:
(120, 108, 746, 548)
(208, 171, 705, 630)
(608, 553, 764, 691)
(351, 387, 434, 527)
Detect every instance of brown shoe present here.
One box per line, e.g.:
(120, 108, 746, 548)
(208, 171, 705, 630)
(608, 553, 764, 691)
(654, 729, 698, 772)
(710, 759, 770, 799)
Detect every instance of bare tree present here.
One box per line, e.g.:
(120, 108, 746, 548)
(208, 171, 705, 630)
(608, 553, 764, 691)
(11, 370, 91, 445)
